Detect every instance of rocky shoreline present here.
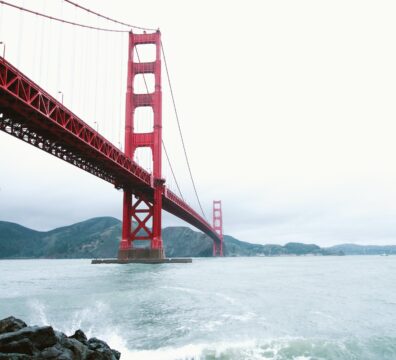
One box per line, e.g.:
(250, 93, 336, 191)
(0, 316, 120, 359)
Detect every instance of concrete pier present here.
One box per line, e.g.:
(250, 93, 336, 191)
(92, 258, 192, 264)
(118, 248, 165, 260)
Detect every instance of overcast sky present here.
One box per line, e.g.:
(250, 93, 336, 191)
(1, 0, 396, 246)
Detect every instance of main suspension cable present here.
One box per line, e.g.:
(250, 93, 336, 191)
(3, 0, 206, 218)
(59, 0, 185, 206)
(0, 0, 129, 32)
(64, 0, 157, 32)
(135, 48, 185, 201)
(161, 41, 208, 221)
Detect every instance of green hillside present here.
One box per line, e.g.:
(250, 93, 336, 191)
(0, 217, 343, 258)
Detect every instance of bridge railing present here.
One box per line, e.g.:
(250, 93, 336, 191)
(0, 55, 221, 243)
(0, 56, 152, 187)
(165, 188, 214, 231)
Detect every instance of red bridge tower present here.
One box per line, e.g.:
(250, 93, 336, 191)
(118, 31, 164, 260)
(212, 200, 224, 256)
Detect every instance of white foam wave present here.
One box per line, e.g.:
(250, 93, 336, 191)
(114, 336, 366, 360)
(27, 299, 50, 326)
(214, 292, 238, 305)
(160, 285, 205, 295)
(27, 300, 113, 339)
(221, 311, 256, 322)
(119, 340, 258, 360)
(66, 301, 110, 336)
(23, 302, 387, 360)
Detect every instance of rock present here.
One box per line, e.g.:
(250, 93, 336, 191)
(0, 317, 27, 335)
(0, 338, 35, 355)
(87, 338, 121, 360)
(0, 354, 33, 359)
(111, 349, 121, 360)
(61, 337, 93, 360)
(69, 330, 87, 345)
(0, 317, 121, 360)
(38, 344, 65, 359)
(0, 326, 57, 351)
(86, 337, 108, 351)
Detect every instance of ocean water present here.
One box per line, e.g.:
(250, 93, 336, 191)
(0, 256, 396, 359)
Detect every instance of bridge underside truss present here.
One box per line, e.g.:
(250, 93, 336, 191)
(0, 58, 151, 189)
(0, 112, 118, 184)
(0, 57, 222, 248)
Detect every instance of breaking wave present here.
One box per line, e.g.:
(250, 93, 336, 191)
(116, 336, 396, 360)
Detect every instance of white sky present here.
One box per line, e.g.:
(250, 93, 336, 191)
(1, 0, 396, 246)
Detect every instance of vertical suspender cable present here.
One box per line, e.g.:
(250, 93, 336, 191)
(161, 41, 207, 220)
(93, 16, 99, 128)
(0, 3, 3, 37)
(16, 0, 24, 67)
(45, 18, 52, 88)
(118, 33, 124, 150)
(61, 0, 185, 199)
(38, 0, 45, 83)
(4, 0, 208, 219)
(56, 0, 63, 93)
(32, 12, 38, 80)
(70, 6, 77, 110)
(82, 26, 89, 119)
(102, 30, 108, 137)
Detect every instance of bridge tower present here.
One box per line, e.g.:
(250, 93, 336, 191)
(118, 31, 164, 260)
(212, 200, 224, 256)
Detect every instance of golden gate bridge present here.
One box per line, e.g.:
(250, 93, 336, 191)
(0, 0, 224, 260)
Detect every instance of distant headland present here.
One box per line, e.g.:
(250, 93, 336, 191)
(0, 217, 395, 259)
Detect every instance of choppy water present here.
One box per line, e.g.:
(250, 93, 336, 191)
(1, 256, 396, 359)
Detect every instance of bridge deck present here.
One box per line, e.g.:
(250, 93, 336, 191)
(0, 57, 220, 243)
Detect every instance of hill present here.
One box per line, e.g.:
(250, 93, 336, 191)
(326, 243, 396, 255)
(0, 217, 121, 259)
(0, 217, 342, 258)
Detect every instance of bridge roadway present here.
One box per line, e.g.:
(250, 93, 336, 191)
(0, 57, 221, 244)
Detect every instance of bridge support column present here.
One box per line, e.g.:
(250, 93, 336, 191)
(118, 190, 165, 260)
(119, 189, 132, 252)
(212, 200, 224, 256)
(118, 30, 164, 260)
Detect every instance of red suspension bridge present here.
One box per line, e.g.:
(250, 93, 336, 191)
(0, 1, 224, 259)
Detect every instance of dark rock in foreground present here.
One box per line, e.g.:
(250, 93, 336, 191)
(0, 316, 120, 360)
